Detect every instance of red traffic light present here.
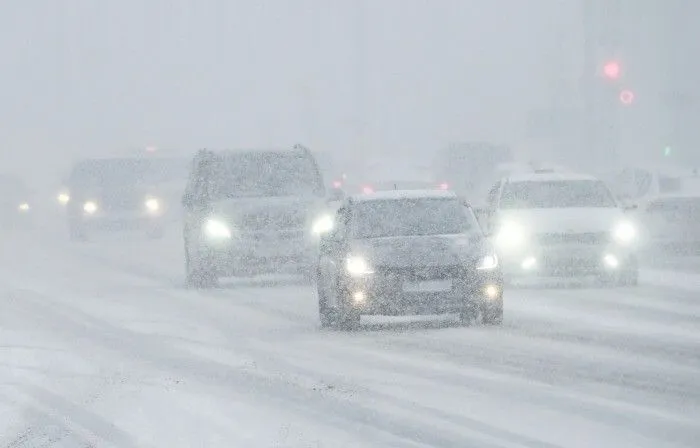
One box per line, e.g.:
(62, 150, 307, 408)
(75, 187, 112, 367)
(619, 89, 634, 105)
(603, 61, 621, 80)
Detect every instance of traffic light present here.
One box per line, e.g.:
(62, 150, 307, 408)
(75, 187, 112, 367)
(603, 60, 621, 80)
(619, 89, 634, 105)
(664, 146, 672, 157)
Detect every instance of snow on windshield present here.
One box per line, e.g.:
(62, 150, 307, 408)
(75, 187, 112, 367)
(214, 152, 324, 198)
(353, 198, 478, 238)
(500, 180, 617, 209)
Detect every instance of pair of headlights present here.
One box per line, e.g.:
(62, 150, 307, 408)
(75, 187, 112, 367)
(203, 214, 335, 240)
(344, 253, 498, 277)
(495, 220, 637, 248)
(81, 198, 161, 214)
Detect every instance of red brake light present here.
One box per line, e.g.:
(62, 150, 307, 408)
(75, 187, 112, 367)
(438, 182, 449, 190)
(332, 180, 342, 188)
(362, 186, 374, 194)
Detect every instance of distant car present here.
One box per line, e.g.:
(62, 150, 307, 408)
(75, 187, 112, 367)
(316, 190, 503, 330)
(351, 180, 450, 195)
(182, 145, 338, 287)
(0, 175, 34, 229)
(638, 191, 700, 255)
(66, 156, 188, 240)
(481, 169, 639, 285)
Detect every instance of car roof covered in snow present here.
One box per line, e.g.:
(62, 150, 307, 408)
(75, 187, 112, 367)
(506, 171, 599, 183)
(349, 189, 458, 203)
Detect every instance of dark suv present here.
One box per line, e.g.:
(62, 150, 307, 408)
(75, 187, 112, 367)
(182, 145, 339, 287)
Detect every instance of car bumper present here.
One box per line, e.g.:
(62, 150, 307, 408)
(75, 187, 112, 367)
(499, 243, 637, 278)
(339, 269, 503, 316)
(202, 231, 318, 275)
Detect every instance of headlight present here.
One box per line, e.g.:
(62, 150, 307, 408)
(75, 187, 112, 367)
(495, 222, 526, 249)
(613, 221, 636, 244)
(346, 256, 374, 276)
(18, 202, 30, 212)
(57, 193, 70, 205)
(83, 201, 97, 214)
(477, 254, 499, 270)
(311, 214, 333, 234)
(145, 198, 160, 212)
(204, 219, 232, 239)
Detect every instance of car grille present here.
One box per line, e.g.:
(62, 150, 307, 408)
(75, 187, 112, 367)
(537, 232, 609, 245)
(240, 210, 306, 231)
(376, 265, 466, 281)
(100, 195, 144, 211)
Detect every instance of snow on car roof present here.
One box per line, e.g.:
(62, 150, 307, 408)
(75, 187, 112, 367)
(350, 189, 457, 202)
(506, 171, 599, 183)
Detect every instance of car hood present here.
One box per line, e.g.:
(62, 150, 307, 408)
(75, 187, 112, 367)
(497, 208, 625, 233)
(350, 234, 488, 268)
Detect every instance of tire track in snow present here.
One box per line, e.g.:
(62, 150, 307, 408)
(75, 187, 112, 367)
(4, 289, 524, 448)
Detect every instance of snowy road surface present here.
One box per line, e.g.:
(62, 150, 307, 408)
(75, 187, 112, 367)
(1, 227, 699, 447)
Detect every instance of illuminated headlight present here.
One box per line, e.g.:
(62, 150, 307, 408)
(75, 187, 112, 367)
(311, 214, 334, 234)
(495, 222, 526, 249)
(83, 201, 98, 214)
(477, 254, 499, 270)
(346, 256, 374, 276)
(145, 198, 160, 212)
(18, 202, 30, 212)
(204, 219, 232, 239)
(613, 221, 636, 244)
(57, 193, 70, 205)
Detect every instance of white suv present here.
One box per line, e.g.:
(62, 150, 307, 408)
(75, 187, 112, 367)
(481, 170, 639, 285)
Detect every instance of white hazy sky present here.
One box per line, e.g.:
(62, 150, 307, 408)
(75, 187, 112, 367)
(1, 0, 587, 181)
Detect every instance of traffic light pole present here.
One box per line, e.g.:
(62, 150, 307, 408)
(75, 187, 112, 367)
(582, 0, 622, 170)
(582, 0, 595, 169)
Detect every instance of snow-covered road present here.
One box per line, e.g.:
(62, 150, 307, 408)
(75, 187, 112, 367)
(1, 227, 699, 447)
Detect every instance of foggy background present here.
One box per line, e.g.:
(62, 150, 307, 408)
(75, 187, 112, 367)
(1, 0, 698, 187)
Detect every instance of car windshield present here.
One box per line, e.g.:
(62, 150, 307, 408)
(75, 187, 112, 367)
(214, 151, 324, 198)
(352, 198, 479, 238)
(499, 180, 617, 209)
(70, 158, 188, 188)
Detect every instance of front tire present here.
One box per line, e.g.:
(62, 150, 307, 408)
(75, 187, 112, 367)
(482, 306, 503, 325)
(618, 266, 639, 287)
(322, 279, 361, 331)
(184, 244, 218, 289)
(68, 221, 87, 241)
(147, 226, 165, 240)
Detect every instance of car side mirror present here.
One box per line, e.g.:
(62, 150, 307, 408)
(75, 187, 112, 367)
(473, 207, 493, 229)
